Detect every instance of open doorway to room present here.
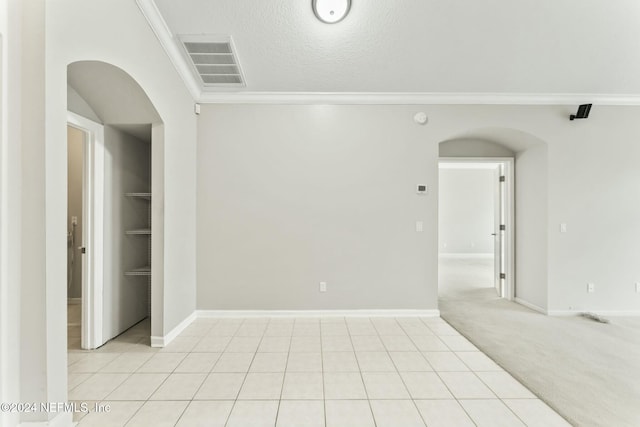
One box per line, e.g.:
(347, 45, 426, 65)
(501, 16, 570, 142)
(438, 158, 514, 301)
(66, 61, 162, 352)
(66, 124, 85, 349)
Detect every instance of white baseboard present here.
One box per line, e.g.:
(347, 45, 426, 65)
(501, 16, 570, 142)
(439, 253, 493, 259)
(196, 309, 440, 318)
(150, 311, 197, 347)
(149, 309, 441, 347)
(19, 412, 74, 427)
(547, 310, 640, 317)
(67, 298, 81, 305)
(514, 298, 547, 314)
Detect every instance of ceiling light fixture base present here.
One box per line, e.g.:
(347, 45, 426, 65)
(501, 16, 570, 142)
(312, 0, 351, 24)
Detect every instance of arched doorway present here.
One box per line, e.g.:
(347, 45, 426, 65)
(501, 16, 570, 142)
(437, 128, 549, 313)
(66, 61, 164, 350)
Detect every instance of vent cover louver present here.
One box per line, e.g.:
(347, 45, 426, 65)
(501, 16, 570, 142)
(180, 36, 245, 87)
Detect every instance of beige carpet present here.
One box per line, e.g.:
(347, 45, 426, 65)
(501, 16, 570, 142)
(439, 256, 640, 427)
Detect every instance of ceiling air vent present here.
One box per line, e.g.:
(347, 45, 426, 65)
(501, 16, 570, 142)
(179, 36, 245, 88)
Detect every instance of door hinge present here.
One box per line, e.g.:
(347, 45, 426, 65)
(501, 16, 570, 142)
(500, 273, 506, 279)
(500, 224, 506, 231)
(499, 175, 505, 182)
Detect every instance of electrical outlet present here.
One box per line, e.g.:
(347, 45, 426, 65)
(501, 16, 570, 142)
(587, 283, 595, 293)
(560, 223, 567, 233)
(636, 282, 640, 293)
(319, 282, 327, 293)
(416, 221, 423, 232)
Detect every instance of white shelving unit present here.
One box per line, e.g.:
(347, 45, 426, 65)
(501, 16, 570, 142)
(124, 266, 151, 276)
(125, 192, 152, 316)
(125, 229, 151, 235)
(125, 192, 151, 200)
(124, 192, 152, 276)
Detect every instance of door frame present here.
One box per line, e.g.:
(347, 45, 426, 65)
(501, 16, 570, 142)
(438, 157, 515, 301)
(67, 111, 104, 349)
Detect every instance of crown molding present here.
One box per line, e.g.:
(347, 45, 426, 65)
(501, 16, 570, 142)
(136, 0, 202, 100)
(197, 91, 640, 105)
(138, 0, 640, 106)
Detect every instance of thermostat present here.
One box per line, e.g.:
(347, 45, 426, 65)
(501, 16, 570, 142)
(416, 185, 428, 195)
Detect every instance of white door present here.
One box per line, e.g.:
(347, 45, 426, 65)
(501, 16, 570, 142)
(68, 112, 105, 350)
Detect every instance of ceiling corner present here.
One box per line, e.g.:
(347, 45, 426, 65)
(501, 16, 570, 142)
(136, 0, 202, 101)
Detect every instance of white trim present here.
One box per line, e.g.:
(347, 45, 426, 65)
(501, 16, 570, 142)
(149, 308, 443, 347)
(150, 311, 197, 348)
(18, 412, 73, 427)
(67, 112, 104, 350)
(67, 298, 81, 305)
(439, 253, 494, 259)
(197, 309, 441, 318)
(515, 298, 547, 315)
(547, 310, 640, 317)
(197, 91, 640, 105)
(136, 0, 201, 100)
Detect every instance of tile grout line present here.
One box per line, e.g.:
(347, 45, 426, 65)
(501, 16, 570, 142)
(221, 318, 258, 427)
(172, 319, 220, 426)
(69, 315, 568, 427)
(393, 317, 437, 427)
(319, 318, 327, 427)
(436, 314, 544, 426)
(273, 318, 294, 427)
(124, 320, 215, 426)
(417, 316, 480, 427)
(347, 317, 378, 427)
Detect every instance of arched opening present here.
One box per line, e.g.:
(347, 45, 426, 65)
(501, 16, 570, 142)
(438, 127, 549, 314)
(66, 61, 164, 352)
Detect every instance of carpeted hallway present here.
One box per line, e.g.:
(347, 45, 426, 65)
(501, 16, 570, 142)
(439, 256, 640, 427)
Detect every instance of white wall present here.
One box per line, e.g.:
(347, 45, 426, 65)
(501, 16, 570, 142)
(67, 125, 83, 299)
(102, 126, 150, 341)
(196, 104, 640, 317)
(547, 107, 640, 313)
(439, 168, 495, 254)
(21, 0, 61, 424)
(197, 104, 438, 311)
(0, 0, 199, 424)
(515, 145, 548, 309)
(0, 0, 22, 425)
(46, 0, 197, 338)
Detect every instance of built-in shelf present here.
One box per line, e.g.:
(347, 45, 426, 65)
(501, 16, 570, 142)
(125, 192, 151, 200)
(125, 266, 151, 276)
(125, 229, 151, 235)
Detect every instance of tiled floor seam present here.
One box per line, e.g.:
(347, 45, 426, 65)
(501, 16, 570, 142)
(273, 318, 294, 427)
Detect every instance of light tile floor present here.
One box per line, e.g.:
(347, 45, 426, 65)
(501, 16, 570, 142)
(67, 315, 571, 426)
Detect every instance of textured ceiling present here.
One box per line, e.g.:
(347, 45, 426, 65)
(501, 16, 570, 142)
(153, 0, 640, 95)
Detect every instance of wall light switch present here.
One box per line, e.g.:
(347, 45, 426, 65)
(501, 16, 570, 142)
(416, 221, 423, 232)
(319, 282, 327, 293)
(587, 283, 595, 293)
(636, 283, 640, 293)
(71, 216, 78, 226)
(560, 223, 567, 233)
(416, 185, 428, 195)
